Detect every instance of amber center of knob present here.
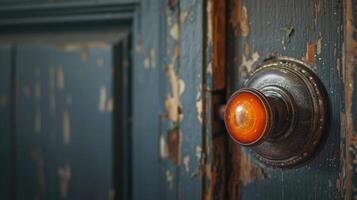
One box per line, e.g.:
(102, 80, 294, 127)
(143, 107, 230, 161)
(224, 90, 269, 145)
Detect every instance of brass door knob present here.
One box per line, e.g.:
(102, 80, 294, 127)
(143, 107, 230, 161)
(224, 57, 328, 167)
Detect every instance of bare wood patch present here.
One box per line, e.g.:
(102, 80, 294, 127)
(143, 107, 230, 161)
(58, 164, 71, 199)
(167, 127, 182, 165)
(229, 1, 249, 37)
(56, 67, 65, 91)
(343, 0, 357, 197)
(63, 111, 71, 145)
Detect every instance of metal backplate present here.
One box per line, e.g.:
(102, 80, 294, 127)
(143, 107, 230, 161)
(245, 57, 328, 167)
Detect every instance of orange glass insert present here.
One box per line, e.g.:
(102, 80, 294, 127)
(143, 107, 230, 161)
(224, 90, 268, 145)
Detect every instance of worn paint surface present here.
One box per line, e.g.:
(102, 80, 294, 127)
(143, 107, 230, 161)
(13, 43, 114, 199)
(343, 0, 357, 199)
(1, 0, 356, 199)
(227, 0, 343, 199)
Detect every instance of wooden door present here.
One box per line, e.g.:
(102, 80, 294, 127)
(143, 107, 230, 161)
(222, 0, 355, 199)
(0, 32, 131, 199)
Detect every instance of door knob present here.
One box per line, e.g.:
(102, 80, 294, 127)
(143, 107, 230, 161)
(224, 57, 328, 167)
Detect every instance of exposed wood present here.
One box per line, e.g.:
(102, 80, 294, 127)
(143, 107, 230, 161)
(211, 0, 227, 91)
(343, 0, 357, 199)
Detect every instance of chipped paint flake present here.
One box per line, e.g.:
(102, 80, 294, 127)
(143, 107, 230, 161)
(239, 150, 266, 185)
(180, 11, 189, 23)
(160, 134, 169, 159)
(305, 42, 316, 65)
(63, 111, 71, 145)
(58, 164, 71, 199)
(167, 128, 182, 165)
(240, 52, 260, 73)
(165, 65, 185, 122)
(56, 67, 65, 91)
(206, 62, 212, 75)
(317, 33, 322, 55)
(196, 97, 203, 124)
(150, 48, 157, 68)
(107, 98, 113, 113)
(183, 155, 190, 173)
(170, 23, 180, 40)
(166, 170, 174, 189)
(144, 57, 150, 69)
(99, 86, 107, 112)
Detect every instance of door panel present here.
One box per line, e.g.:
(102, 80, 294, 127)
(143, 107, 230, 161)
(14, 43, 115, 199)
(227, 0, 342, 199)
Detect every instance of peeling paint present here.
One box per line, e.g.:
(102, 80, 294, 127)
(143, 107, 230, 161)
(58, 164, 71, 199)
(144, 57, 150, 69)
(167, 127, 182, 165)
(56, 67, 65, 91)
(180, 11, 189, 23)
(240, 52, 260, 73)
(166, 170, 174, 189)
(304, 33, 323, 66)
(206, 62, 212, 75)
(239, 150, 266, 185)
(317, 33, 322, 55)
(183, 155, 190, 173)
(243, 42, 250, 56)
(170, 23, 180, 40)
(230, 1, 249, 37)
(99, 86, 107, 112)
(165, 65, 185, 122)
(150, 48, 157, 68)
(57, 43, 109, 61)
(305, 42, 316, 66)
(107, 97, 113, 113)
(196, 95, 203, 124)
(314, 2, 321, 25)
(160, 134, 169, 159)
(63, 111, 71, 145)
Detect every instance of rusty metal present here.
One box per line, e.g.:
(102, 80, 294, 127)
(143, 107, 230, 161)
(229, 57, 329, 167)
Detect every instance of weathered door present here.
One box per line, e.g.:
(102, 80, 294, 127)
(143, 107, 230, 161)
(221, 0, 356, 199)
(0, 32, 131, 199)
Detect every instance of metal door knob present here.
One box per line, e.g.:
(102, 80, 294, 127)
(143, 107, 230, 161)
(224, 57, 329, 167)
